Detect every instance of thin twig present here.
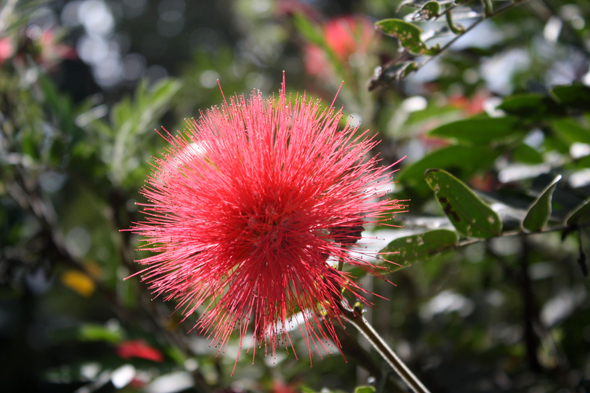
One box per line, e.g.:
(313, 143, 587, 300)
(341, 301, 431, 393)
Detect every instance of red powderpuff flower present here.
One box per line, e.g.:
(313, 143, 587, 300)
(130, 77, 403, 371)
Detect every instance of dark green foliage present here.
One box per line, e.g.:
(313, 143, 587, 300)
(3, 0, 590, 392)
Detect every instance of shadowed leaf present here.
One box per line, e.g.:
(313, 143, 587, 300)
(498, 94, 565, 119)
(428, 117, 520, 145)
(565, 198, 590, 227)
(398, 145, 501, 193)
(551, 83, 590, 112)
(425, 169, 502, 238)
(522, 175, 562, 232)
(512, 143, 544, 164)
(552, 118, 590, 145)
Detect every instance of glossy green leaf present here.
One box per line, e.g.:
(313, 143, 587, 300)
(565, 198, 590, 227)
(397, 145, 501, 192)
(512, 143, 544, 164)
(425, 169, 502, 238)
(522, 175, 562, 232)
(381, 229, 459, 272)
(375, 19, 439, 55)
(551, 83, 590, 112)
(428, 117, 520, 145)
(497, 94, 565, 119)
(552, 118, 590, 145)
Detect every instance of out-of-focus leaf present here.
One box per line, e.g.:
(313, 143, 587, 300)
(565, 198, 590, 227)
(375, 19, 439, 55)
(428, 117, 520, 145)
(354, 387, 376, 393)
(425, 169, 502, 238)
(293, 12, 324, 46)
(552, 118, 590, 145)
(551, 84, 590, 112)
(512, 143, 544, 164)
(381, 229, 459, 272)
(522, 175, 562, 232)
(79, 323, 124, 343)
(61, 270, 96, 297)
(111, 98, 132, 130)
(498, 94, 565, 119)
(398, 145, 501, 191)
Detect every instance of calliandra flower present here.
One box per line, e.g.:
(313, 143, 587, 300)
(130, 76, 403, 372)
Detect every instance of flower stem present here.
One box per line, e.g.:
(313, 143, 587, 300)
(341, 302, 430, 393)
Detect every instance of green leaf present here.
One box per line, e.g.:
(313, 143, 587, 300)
(381, 229, 459, 272)
(375, 19, 439, 55)
(552, 118, 590, 145)
(111, 98, 132, 130)
(354, 387, 376, 393)
(79, 324, 124, 343)
(522, 175, 562, 232)
(551, 83, 590, 112)
(397, 145, 501, 192)
(565, 198, 590, 227)
(512, 143, 544, 164)
(419, 1, 440, 20)
(293, 12, 324, 46)
(497, 94, 565, 119)
(428, 117, 520, 145)
(425, 169, 502, 238)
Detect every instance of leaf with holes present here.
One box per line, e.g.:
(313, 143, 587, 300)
(425, 169, 502, 238)
(418, 1, 440, 20)
(375, 19, 439, 55)
(381, 229, 459, 272)
(522, 175, 562, 232)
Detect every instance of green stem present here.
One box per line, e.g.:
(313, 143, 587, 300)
(483, 0, 494, 17)
(341, 302, 431, 393)
(445, 10, 464, 34)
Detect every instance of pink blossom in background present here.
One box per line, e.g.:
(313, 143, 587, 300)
(130, 77, 403, 371)
(0, 38, 14, 66)
(304, 16, 376, 77)
(36, 30, 77, 70)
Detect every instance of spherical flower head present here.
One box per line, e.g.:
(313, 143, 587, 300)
(131, 77, 403, 371)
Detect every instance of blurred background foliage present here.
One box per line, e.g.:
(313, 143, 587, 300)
(1, 0, 590, 392)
